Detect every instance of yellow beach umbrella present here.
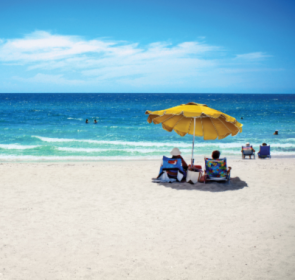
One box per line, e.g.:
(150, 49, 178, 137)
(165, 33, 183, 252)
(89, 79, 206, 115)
(145, 102, 243, 164)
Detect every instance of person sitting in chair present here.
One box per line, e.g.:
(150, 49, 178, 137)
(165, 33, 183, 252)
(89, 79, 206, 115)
(241, 142, 255, 159)
(200, 150, 231, 183)
(257, 143, 267, 154)
(212, 150, 221, 160)
(211, 150, 232, 173)
(170, 147, 188, 170)
(155, 148, 188, 182)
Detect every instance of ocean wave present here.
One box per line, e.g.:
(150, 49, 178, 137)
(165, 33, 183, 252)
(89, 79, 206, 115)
(0, 144, 40, 150)
(58, 147, 107, 152)
(0, 152, 294, 162)
(0, 155, 160, 161)
(281, 138, 295, 142)
(33, 135, 246, 148)
(268, 143, 295, 147)
(67, 117, 83, 121)
(32, 136, 295, 149)
(33, 136, 89, 143)
(32, 135, 192, 146)
(57, 147, 182, 153)
(55, 146, 295, 155)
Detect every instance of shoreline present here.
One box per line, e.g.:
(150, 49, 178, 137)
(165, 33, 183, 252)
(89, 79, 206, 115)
(0, 154, 294, 163)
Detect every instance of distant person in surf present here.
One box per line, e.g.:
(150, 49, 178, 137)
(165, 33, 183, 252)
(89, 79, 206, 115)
(274, 130, 278, 135)
(85, 119, 89, 124)
(94, 119, 97, 124)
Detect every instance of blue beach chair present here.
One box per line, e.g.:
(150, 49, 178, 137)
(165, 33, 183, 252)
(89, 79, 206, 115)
(242, 146, 255, 159)
(203, 158, 231, 184)
(158, 156, 186, 182)
(258, 146, 271, 159)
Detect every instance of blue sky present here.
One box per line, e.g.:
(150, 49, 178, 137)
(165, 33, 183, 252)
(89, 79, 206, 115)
(0, 0, 294, 93)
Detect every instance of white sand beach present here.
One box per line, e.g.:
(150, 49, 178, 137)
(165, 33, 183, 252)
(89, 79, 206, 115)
(1, 157, 295, 280)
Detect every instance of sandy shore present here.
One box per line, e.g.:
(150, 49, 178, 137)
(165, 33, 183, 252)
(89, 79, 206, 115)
(1, 156, 295, 280)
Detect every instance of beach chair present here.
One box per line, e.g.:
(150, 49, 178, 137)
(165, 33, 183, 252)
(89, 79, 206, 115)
(242, 146, 255, 159)
(258, 146, 271, 159)
(157, 156, 186, 182)
(203, 158, 231, 184)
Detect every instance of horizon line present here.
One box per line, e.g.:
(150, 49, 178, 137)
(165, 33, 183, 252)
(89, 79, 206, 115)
(0, 92, 294, 95)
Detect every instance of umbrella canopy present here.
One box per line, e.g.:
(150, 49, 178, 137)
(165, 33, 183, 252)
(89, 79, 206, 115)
(145, 102, 242, 140)
(145, 102, 243, 164)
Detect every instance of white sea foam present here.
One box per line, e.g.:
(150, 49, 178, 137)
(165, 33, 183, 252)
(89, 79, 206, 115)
(58, 147, 181, 153)
(281, 138, 295, 142)
(67, 117, 83, 121)
(0, 152, 294, 162)
(33, 135, 192, 146)
(33, 136, 295, 150)
(0, 144, 40, 150)
(0, 155, 160, 161)
(267, 143, 295, 147)
(58, 147, 108, 153)
(33, 135, 247, 148)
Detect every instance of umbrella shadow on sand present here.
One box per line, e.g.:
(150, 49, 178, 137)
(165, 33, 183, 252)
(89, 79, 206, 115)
(154, 177, 248, 192)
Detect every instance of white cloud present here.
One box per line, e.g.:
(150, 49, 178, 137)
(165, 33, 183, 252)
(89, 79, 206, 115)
(0, 31, 274, 91)
(0, 31, 217, 63)
(235, 52, 271, 60)
(13, 73, 84, 85)
(0, 31, 141, 62)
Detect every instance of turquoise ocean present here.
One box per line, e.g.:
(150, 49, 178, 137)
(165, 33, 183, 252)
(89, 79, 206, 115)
(0, 93, 294, 161)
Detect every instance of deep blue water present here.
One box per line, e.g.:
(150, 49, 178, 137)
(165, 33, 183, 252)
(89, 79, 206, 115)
(0, 93, 294, 161)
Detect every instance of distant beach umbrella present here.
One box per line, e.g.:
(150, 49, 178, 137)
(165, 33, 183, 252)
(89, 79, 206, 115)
(145, 102, 243, 165)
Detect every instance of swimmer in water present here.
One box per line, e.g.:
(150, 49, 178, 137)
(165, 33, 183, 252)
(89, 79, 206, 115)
(85, 119, 89, 124)
(274, 130, 278, 135)
(94, 119, 97, 124)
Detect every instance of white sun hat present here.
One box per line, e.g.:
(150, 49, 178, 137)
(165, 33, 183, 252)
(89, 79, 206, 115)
(170, 147, 181, 156)
(246, 142, 250, 146)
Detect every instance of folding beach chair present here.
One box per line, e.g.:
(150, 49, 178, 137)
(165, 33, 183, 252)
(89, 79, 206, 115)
(157, 156, 186, 182)
(242, 146, 255, 159)
(258, 146, 271, 159)
(203, 158, 231, 184)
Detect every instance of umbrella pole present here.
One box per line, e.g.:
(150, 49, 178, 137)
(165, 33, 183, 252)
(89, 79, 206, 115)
(191, 118, 196, 169)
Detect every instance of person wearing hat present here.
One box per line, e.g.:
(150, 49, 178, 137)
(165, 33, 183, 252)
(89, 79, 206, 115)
(170, 147, 188, 170)
(241, 142, 255, 157)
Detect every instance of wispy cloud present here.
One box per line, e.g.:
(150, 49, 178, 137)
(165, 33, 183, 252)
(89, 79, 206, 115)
(13, 73, 84, 85)
(0, 31, 275, 91)
(0, 31, 216, 64)
(235, 52, 271, 60)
